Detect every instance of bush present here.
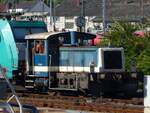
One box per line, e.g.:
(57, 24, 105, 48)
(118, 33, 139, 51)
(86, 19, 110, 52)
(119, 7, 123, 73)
(101, 21, 150, 74)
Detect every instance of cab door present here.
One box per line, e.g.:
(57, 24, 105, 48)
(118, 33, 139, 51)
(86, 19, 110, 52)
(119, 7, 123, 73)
(34, 40, 48, 77)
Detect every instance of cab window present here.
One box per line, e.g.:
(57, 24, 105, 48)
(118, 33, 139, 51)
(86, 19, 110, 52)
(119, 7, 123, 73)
(34, 40, 45, 54)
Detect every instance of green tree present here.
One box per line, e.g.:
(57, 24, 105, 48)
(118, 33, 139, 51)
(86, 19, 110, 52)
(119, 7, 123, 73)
(137, 35, 150, 75)
(110, 21, 141, 71)
(101, 21, 150, 74)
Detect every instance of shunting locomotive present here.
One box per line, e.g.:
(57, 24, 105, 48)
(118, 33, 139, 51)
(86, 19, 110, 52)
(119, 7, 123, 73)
(24, 31, 142, 96)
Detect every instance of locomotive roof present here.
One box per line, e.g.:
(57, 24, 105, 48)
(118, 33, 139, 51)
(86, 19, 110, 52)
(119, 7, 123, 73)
(25, 31, 96, 40)
(25, 32, 62, 40)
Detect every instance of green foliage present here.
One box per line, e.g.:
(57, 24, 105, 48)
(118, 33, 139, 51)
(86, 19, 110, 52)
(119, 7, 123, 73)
(110, 21, 141, 71)
(101, 21, 150, 74)
(137, 36, 150, 75)
(53, 0, 63, 5)
(100, 38, 110, 47)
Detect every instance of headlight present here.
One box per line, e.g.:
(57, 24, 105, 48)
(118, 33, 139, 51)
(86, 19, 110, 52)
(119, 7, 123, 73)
(100, 74, 105, 79)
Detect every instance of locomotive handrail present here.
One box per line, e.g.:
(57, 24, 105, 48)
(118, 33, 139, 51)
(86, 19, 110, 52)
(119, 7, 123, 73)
(0, 65, 23, 113)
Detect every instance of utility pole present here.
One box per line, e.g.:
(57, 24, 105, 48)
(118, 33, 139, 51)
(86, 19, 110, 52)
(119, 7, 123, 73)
(53, 0, 56, 31)
(140, 0, 144, 23)
(79, 0, 86, 32)
(42, 0, 44, 20)
(12, 0, 16, 13)
(102, 0, 106, 34)
(81, 0, 85, 17)
(49, 0, 53, 25)
(49, 0, 54, 31)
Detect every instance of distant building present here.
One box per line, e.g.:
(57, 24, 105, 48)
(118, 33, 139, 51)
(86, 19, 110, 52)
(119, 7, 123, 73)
(1, 0, 150, 32)
(54, 0, 150, 32)
(55, 0, 150, 19)
(54, 16, 98, 33)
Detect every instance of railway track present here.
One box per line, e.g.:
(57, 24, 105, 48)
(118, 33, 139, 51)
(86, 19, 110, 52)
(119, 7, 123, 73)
(7, 92, 144, 113)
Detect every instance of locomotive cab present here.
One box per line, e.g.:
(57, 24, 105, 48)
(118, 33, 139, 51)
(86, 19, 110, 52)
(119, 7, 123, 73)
(25, 32, 59, 89)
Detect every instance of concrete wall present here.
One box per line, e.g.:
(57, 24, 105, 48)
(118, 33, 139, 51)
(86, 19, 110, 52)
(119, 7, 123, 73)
(144, 76, 150, 107)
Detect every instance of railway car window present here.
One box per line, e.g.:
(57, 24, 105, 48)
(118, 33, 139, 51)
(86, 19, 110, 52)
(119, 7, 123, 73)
(60, 49, 98, 67)
(34, 40, 45, 54)
(104, 51, 122, 69)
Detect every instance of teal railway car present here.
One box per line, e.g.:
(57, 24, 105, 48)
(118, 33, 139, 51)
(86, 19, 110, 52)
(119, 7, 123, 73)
(0, 19, 18, 79)
(0, 19, 47, 84)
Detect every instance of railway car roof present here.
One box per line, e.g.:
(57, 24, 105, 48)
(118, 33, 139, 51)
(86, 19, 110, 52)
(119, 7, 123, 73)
(25, 32, 61, 40)
(25, 31, 96, 40)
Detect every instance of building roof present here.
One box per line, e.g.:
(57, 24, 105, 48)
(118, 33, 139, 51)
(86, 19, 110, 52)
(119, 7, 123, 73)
(16, 1, 36, 11)
(0, 1, 49, 13)
(0, 1, 36, 12)
(28, 1, 50, 13)
(55, 0, 150, 19)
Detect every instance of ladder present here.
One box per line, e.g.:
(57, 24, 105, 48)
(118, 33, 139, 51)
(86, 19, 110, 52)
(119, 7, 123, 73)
(25, 75, 35, 89)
